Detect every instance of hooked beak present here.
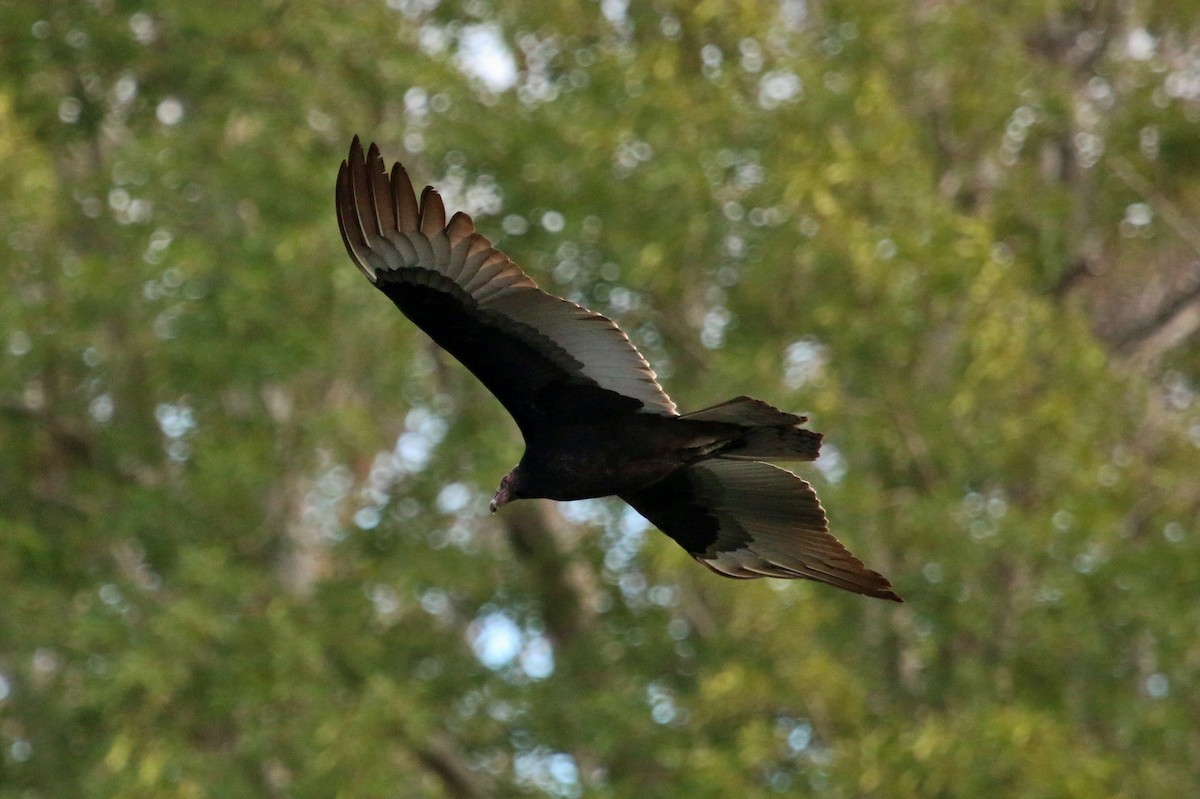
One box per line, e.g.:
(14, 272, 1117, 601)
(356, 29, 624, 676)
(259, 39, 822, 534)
(491, 470, 517, 513)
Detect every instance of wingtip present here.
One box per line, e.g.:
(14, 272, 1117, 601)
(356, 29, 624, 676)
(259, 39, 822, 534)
(872, 582, 904, 603)
(418, 185, 447, 235)
(861, 566, 903, 602)
(362, 140, 381, 173)
(838, 563, 903, 602)
(336, 138, 383, 283)
(335, 158, 349, 191)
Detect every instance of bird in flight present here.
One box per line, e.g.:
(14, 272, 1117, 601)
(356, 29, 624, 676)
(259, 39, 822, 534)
(336, 138, 900, 601)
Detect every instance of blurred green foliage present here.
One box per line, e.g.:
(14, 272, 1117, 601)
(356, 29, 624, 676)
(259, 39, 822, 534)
(2, 0, 1199, 796)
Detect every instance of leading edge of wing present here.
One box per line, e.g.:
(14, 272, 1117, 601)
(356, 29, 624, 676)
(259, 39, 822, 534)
(336, 137, 677, 421)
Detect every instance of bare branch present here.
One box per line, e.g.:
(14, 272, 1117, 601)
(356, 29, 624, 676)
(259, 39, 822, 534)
(1110, 157, 1200, 258)
(413, 733, 493, 799)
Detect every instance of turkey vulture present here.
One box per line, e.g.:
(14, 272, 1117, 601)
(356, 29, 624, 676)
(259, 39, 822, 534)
(336, 138, 900, 602)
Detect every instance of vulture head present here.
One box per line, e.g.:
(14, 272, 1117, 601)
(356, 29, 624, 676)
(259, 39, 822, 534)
(490, 469, 520, 513)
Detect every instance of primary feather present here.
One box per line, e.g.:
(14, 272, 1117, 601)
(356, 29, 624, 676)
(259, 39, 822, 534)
(337, 137, 900, 602)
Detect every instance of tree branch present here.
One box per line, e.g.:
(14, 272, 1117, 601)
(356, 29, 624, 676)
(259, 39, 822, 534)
(413, 732, 493, 799)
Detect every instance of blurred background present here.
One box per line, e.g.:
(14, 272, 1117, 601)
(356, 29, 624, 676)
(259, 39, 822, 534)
(3, 1, 1200, 796)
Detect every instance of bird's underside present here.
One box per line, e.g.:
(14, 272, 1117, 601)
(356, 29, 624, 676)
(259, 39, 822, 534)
(336, 137, 901, 602)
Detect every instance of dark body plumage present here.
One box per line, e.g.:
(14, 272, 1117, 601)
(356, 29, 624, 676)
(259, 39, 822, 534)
(337, 138, 900, 602)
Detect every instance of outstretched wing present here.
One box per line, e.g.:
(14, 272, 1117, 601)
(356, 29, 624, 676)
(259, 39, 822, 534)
(336, 138, 677, 436)
(620, 460, 901, 601)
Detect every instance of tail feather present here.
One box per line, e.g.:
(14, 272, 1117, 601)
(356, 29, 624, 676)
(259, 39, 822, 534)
(684, 396, 822, 461)
(682, 396, 804, 426)
(722, 426, 822, 461)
